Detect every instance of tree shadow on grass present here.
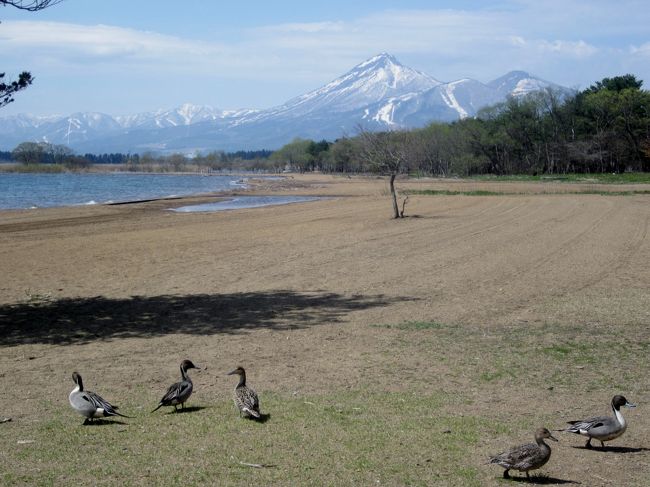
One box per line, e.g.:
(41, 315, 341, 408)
(0, 290, 409, 346)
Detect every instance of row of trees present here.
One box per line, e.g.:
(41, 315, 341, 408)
(7, 141, 107, 168)
(273, 74, 650, 177)
(2, 142, 280, 172)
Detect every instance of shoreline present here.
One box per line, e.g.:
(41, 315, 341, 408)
(0, 171, 263, 211)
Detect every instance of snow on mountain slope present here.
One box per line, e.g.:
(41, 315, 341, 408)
(440, 81, 470, 118)
(0, 54, 569, 152)
(487, 70, 562, 99)
(246, 53, 441, 122)
(115, 104, 257, 130)
(365, 71, 564, 125)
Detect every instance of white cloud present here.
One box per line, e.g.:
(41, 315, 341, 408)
(537, 40, 599, 57)
(0, 21, 227, 65)
(259, 21, 345, 34)
(0, 9, 639, 78)
(508, 36, 527, 47)
(1, 2, 648, 115)
(630, 43, 650, 56)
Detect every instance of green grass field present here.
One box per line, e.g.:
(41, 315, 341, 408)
(467, 173, 650, 184)
(3, 320, 646, 486)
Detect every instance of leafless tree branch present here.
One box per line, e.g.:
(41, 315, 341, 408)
(1, 1, 62, 11)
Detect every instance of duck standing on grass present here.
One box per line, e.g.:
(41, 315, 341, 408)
(68, 372, 130, 424)
(228, 366, 260, 419)
(562, 394, 636, 448)
(488, 427, 558, 479)
(151, 359, 199, 413)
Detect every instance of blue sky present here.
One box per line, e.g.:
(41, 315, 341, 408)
(1, 0, 648, 116)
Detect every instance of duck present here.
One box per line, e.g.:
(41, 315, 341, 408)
(151, 359, 199, 413)
(562, 394, 636, 448)
(227, 366, 260, 419)
(68, 371, 130, 424)
(488, 427, 558, 479)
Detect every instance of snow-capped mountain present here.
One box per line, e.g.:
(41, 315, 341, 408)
(487, 70, 556, 99)
(115, 104, 258, 130)
(0, 53, 568, 153)
(272, 52, 440, 116)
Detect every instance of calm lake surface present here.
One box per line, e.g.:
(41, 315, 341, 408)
(0, 173, 246, 210)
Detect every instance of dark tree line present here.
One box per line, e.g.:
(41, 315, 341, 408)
(4, 143, 278, 172)
(272, 74, 650, 176)
(226, 149, 273, 161)
(83, 153, 139, 165)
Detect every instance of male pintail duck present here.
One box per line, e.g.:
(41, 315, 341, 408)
(151, 359, 199, 413)
(488, 427, 558, 479)
(68, 371, 130, 424)
(562, 394, 636, 448)
(228, 366, 260, 419)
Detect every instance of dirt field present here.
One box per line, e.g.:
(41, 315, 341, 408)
(1, 174, 648, 486)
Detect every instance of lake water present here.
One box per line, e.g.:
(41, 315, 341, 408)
(0, 173, 247, 210)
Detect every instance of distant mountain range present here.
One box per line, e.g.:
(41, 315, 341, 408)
(0, 53, 569, 154)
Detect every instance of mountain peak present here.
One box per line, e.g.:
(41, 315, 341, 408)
(356, 52, 401, 69)
(488, 71, 560, 98)
(276, 52, 440, 117)
(505, 70, 532, 79)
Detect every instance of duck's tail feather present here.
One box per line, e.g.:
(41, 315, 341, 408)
(243, 407, 261, 418)
(112, 410, 132, 418)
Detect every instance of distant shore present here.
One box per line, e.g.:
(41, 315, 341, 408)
(0, 161, 279, 175)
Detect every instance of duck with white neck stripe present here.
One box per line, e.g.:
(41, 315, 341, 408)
(151, 359, 199, 413)
(562, 394, 636, 448)
(68, 372, 130, 424)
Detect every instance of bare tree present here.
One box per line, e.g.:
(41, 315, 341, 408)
(1, 1, 62, 11)
(357, 127, 411, 219)
(12, 141, 45, 164)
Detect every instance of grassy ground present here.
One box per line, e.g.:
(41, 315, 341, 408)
(407, 188, 650, 196)
(2, 391, 497, 486)
(467, 173, 650, 184)
(2, 319, 647, 486)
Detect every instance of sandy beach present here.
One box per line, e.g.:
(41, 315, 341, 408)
(1, 173, 649, 485)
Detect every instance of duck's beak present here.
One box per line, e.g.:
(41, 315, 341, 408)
(625, 402, 637, 408)
(226, 370, 236, 376)
(549, 434, 559, 442)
